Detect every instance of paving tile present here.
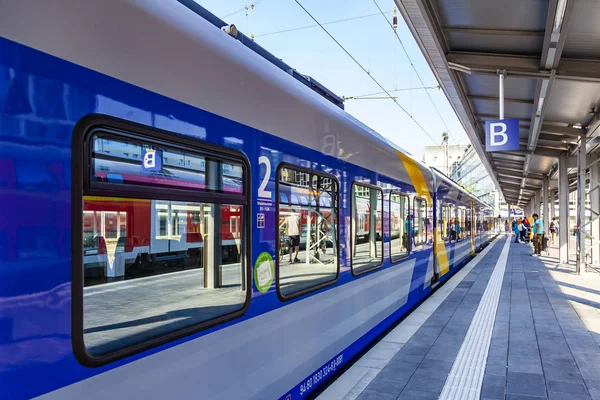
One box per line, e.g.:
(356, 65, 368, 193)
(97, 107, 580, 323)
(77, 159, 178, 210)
(417, 358, 453, 371)
(403, 374, 446, 394)
(375, 367, 416, 383)
(356, 389, 397, 400)
(389, 353, 424, 366)
(508, 355, 543, 374)
(364, 377, 408, 396)
(486, 356, 508, 376)
(548, 392, 592, 400)
(481, 373, 506, 399)
(507, 372, 547, 398)
(397, 389, 440, 399)
(542, 366, 584, 384)
(505, 394, 547, 400)
(590, 389, 600, 400)
(547, 380, 590, 395)
(400, 341, 432, 356)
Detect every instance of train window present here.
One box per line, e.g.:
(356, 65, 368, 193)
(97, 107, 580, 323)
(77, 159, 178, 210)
(458, 207, 467, 240)
(440, 205, 449, 241)
(457, 208, 466, 240)
(277, 166, 339, 299)
(351, 183, 383, 275)
(91, 136, 244, 195)
(277, 166, 338, 298)
(413, 198, 427, 246)
(448, 204, 456, 242)
(466, 207, 472, 237)
(77, 129, 249, 362)
(390, 192, 410, 262)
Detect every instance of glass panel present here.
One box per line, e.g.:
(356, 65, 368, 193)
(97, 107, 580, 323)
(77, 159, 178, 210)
(449, 204, 456, 242)
(82, 196, 246, 356)
(414, 198, 427, 245)
(91, 135, 244, 194)
(466, 208, 472, 237)
(456, 208, 463, 241)
(440, 205, 449, 241)
(352, 184, 383, 274)
(277, 168, 338, 296)
(390, 193, 410, 261)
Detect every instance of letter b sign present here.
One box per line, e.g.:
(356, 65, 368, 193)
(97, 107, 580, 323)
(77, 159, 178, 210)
(485, 118, 519, 152)
(142, 149, 162, 171)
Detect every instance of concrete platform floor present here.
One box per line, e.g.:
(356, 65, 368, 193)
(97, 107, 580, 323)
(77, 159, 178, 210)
(318, 235, 600, 400)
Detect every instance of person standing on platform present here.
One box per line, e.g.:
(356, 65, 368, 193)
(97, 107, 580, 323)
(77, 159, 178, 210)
(518, 219, 526, 243)
(523, 217, 531, 241)
(280, 211, 301, 263)
(550, 217, 557, 244)
(531, 213, 544, 257)
(513, 220, 520, 243)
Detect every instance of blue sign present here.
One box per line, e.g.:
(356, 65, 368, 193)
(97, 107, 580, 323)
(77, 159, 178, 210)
(142, 149, 162, 171)
(510, 208, 524, 217)
(485, 118, 520, 152)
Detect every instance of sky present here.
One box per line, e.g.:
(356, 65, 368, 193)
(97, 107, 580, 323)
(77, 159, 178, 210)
(196, 0, 470, 160)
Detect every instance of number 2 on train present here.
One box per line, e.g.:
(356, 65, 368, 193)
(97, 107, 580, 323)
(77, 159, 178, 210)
(258, 156, 272, 199)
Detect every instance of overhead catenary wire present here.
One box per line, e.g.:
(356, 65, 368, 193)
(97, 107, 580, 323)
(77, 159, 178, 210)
(343, 85, 440, 100)
(292, 0, 444, 150)
(255, 11, 392, 38)
(371, 0, 460, 146)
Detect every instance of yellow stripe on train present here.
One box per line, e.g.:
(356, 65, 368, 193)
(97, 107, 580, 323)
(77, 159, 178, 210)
(396, 150, 450, 276)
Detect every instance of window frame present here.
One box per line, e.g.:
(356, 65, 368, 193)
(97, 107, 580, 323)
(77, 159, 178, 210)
(389, 191, 411, 264)
(456, 207, 464, 242)
(448, 203, 456, 243)
(274, 163, 340, 301)
(350, 182, 384, 276)
(441, 204, 449, 241)
(71, 115, 252, 367)
(413, 197, 428, 246)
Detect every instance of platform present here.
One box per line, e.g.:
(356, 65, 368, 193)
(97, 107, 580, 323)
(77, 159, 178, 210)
(318, 235, 600, 400)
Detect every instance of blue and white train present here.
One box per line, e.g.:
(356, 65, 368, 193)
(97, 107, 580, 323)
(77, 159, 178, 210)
(0, 1, 498, 399)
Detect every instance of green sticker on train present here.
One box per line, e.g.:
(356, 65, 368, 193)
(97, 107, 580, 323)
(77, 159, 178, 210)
(254, 252, 274, 293)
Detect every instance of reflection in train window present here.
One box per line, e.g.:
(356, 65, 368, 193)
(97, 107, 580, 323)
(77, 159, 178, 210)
(466, 207, 472, 237)
(351, 184, 383, 275)
(81, 131, 247, 358)
(440, 205, 449, 241)
(457, 207, 466, 241)
(277, 167, 338, 298)
(82, 198, 246, 356)
(390, 193, 410, 262)
(448, 204, 456, 242)
(414, 198, 427, 245)
(91, 135, 244, 194)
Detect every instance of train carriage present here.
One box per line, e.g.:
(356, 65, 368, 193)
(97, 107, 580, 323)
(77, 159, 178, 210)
(0, 1, 497, 399)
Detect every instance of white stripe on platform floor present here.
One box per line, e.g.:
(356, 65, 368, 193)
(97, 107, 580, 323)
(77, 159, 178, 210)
(439, 236, 511, 400)
(317, 237, 501, 400)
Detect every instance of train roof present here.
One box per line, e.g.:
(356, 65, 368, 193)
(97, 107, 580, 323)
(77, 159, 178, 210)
(0, 0, 493, 209)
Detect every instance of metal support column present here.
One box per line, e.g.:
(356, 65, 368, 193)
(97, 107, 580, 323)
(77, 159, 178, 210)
(559, 154, 570, 263)
(550, 190, 557, 220)
(590, 161, 600, 265)
(499, 71, 505, 120)
(543, 178, 550, 236)
(576, 137, 587, 274)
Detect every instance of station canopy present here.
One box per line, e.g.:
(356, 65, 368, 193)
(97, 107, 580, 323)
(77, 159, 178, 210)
(396, 0, 600, 207)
